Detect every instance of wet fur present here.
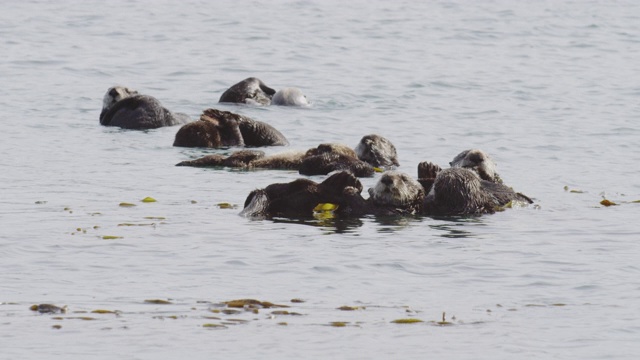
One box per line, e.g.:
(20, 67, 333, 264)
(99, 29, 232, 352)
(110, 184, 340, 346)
(240, 171, 363, 218)
(219, 77, 276, 105)
(100, 86, 190, 129)
(173, 108, 288, 148)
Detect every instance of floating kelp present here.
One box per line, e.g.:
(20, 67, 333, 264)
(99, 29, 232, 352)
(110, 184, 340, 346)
(563, 186, 584, 193)
(290, 298, 305, 303)
(141, 197, 157, 203)
(329, 321, 348, 327)
(117, 223, 156, 227)
(391, 318, 423, 324)
(119, 202, 136, 207)
(144, 216, 166, 220)
(434, 312, 453, 326)
(223, 299, 288, 309)
(91, 309, 119, 314)
(337, 305, 364, 311)
(600, 199, 617, 207)
(221, 309, 241, 315)
(217, 202, 237, 209)
(52, 325, 62, 329)
(144, 299, 172, 305)
(270, 310, 302, 316)
(35, 201, 47, 204)
(202, 323, 226, 328)
(30, 304, 67, 314)
(101, 235, 123, 240)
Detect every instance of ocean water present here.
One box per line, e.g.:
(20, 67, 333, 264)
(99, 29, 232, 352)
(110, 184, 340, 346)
(1, 1, 639, 359)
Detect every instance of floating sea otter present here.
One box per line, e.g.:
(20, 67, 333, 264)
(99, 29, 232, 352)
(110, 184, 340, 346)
(173, 108, 288, 148)
(219, 78, 309, 106)
(417, 149, 533, 216)
(176, 134, 399, 177)
(219, 77, 276, 106)
(99, 86, 191, 129)
(422, 167, 532, 216)
(335, 171, 426, 217)
(240, 171, 363, 218)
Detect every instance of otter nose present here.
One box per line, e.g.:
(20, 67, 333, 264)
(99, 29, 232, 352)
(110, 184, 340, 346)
(381, 176, 393, 186)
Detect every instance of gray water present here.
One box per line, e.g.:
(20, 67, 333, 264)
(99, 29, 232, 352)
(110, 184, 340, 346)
(1, 1, 639, 359)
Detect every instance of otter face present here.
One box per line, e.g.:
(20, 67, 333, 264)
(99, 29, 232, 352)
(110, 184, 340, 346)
(271, 88, 309, 106)
(355, 134, 399, 168)
(449, 149, 498, 183)
(102, 86, 138, 111)
(368, 171, 423, 207)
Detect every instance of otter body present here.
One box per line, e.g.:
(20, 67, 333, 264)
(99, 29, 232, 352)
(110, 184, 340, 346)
(99, 86, 190, 130)
(240, 171, 363, 218)
(219, 77, 276, 106)
(173, 108, 288, 148)
(176, 135, 397, 177)
(422, 167, 532, 216)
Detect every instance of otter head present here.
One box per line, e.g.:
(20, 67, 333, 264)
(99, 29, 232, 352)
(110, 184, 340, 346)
(271, 88, 309, 106)
(449, 149, 500, 183)
(305, 143, 357, 158)
(368, 171, 423, 207)
(102, 86, 139, 112)
(355, 134, 399, 169)
(429, 168, 491, 215)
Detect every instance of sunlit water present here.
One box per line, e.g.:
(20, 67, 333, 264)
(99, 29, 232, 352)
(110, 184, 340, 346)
(1, 1, 639, 359)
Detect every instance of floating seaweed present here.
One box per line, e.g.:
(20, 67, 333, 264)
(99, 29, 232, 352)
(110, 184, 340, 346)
(217, 202, 237, 209)
(223, 299, 289, 309)
(30, 304, 67, 314)
(270, 310, 302, 316)
(329, 321, 348, 327)
(101, 235, 123, 240)
(337, 305, 364, 311)
(202, 323, 226, 328)
(290, 298, 305, 303)
(144, 299, 172, 305)
(391, 318, 423, 324)
(141, 197, 157, 203)
(91, 309, 119, 314)
(600, 199, 617, 207)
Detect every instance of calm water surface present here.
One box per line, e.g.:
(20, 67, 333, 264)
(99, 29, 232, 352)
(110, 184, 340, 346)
(1, 1, 639, 359)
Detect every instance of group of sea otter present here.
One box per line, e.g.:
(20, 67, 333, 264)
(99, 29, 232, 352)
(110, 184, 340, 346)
(100, 77, 533, 219)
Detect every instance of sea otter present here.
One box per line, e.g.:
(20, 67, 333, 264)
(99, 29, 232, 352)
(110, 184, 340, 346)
(271, 88, 309, 106)
(240, 171, 363, 218)
(335, 171, 426, 216)
(354, 134, 399, 168)
(422, 167, 533, 216)
(99, 86, 191, 129)
(175, 135, 398, 177)
(449, 149, 502, 183)
(176, 143, 375, 177)
(173, 108, 288, 148)
(218, 77, 276, 106)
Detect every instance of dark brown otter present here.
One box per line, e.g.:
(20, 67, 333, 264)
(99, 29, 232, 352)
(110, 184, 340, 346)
(173, 108, 288, 148)
(175, 135, 398, 177)
(219, 77, 276, 105)
(239, 171, 363, 218)
(100, 86, 190, 130)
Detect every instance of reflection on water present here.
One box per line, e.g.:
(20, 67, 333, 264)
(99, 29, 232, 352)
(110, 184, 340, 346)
(429, 216, 487, 239)
(270, 215, 365, 234)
